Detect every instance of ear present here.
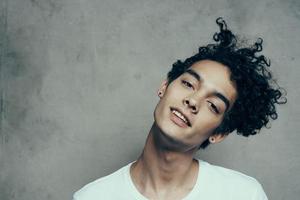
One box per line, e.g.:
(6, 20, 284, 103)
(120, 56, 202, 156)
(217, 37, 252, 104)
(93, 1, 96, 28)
(209, 133, 228, 144)
(157, 79, 168, 98)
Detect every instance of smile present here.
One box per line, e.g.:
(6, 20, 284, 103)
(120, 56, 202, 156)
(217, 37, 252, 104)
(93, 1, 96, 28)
(170, 107, 191, 127)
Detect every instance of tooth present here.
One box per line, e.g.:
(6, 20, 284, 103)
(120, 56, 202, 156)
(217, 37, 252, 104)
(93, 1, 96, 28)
(179, 113, 187, 122)
(173, 110, 188, 124)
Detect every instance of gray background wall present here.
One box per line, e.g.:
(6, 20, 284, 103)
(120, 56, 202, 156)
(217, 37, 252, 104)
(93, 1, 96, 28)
(0, 0, 299, 199)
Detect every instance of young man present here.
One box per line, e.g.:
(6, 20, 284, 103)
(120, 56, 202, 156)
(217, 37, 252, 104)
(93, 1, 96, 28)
(73, 18, 286, 200)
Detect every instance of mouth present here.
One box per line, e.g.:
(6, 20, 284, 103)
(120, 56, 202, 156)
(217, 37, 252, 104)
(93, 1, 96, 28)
(170, 107, 191, 127)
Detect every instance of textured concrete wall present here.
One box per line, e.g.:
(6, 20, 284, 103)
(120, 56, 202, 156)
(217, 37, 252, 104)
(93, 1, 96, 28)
(0, 0, 299, 199)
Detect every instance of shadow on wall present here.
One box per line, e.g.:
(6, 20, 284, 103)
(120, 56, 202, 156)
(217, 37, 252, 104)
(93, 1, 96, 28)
(0, 9, 54, 199)
(1, 25, 49, 143)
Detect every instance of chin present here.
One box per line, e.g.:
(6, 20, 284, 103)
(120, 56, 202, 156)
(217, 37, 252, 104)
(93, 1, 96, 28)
(153, 119, 191, 151)
(153, 131, 190, 152)
(153, 103, 192, 148)
(155, 107, 183, 138)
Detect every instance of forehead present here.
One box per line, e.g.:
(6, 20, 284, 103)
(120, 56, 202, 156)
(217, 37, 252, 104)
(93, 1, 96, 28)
(188, 60, 237, 104)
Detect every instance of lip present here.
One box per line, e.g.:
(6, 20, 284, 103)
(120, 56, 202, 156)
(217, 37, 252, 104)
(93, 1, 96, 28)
(170, 107, 192, 127)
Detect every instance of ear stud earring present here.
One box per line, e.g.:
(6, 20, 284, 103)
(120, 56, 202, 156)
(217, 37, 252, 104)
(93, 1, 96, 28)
(209, 137, 215, 143)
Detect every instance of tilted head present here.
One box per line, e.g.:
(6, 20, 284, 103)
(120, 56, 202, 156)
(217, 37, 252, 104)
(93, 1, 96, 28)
(155, 18, 286, 150)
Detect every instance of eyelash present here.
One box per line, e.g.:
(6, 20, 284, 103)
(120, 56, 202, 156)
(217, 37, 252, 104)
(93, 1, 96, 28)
(181, 80, 194, 89)
(208, 101, 220, 114)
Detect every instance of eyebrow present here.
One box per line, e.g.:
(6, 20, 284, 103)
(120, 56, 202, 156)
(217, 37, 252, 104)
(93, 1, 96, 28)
(185, 68, 231, 111)
(214, 92, 230, 112)
(186, 69, 201, 82)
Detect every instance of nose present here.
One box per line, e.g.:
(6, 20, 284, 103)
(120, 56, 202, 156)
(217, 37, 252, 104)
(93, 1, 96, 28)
(183, 96, 199, 114)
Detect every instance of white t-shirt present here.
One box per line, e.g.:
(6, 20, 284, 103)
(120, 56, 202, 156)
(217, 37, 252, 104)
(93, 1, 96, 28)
(73, 159, 268, 200)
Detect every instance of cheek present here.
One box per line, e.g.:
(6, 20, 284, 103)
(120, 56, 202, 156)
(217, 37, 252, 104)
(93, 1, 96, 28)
(158, 88, 181, 109)
(154, 96, 170, 122)
(154, 89, 181, 125)
(193, 112, 223, 136)
(153, 101, 163, 123)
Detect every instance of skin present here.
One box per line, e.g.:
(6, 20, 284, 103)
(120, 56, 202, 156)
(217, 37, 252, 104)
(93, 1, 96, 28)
(130, 60, 238, 200)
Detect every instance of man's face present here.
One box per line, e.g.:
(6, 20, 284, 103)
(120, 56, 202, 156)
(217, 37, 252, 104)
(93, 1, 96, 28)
(154, 60, 237, 150)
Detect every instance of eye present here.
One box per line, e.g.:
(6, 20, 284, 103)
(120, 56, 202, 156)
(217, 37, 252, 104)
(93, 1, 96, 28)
(181, 80, 194, 89)
(208, 101, 220, 114)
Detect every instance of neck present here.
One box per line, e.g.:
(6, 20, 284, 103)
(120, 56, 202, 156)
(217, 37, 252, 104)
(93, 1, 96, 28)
(130, 123, 199, 197)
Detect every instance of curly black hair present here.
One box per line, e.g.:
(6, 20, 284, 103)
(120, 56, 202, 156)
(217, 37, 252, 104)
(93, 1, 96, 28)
(166, 17, 287, 149)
